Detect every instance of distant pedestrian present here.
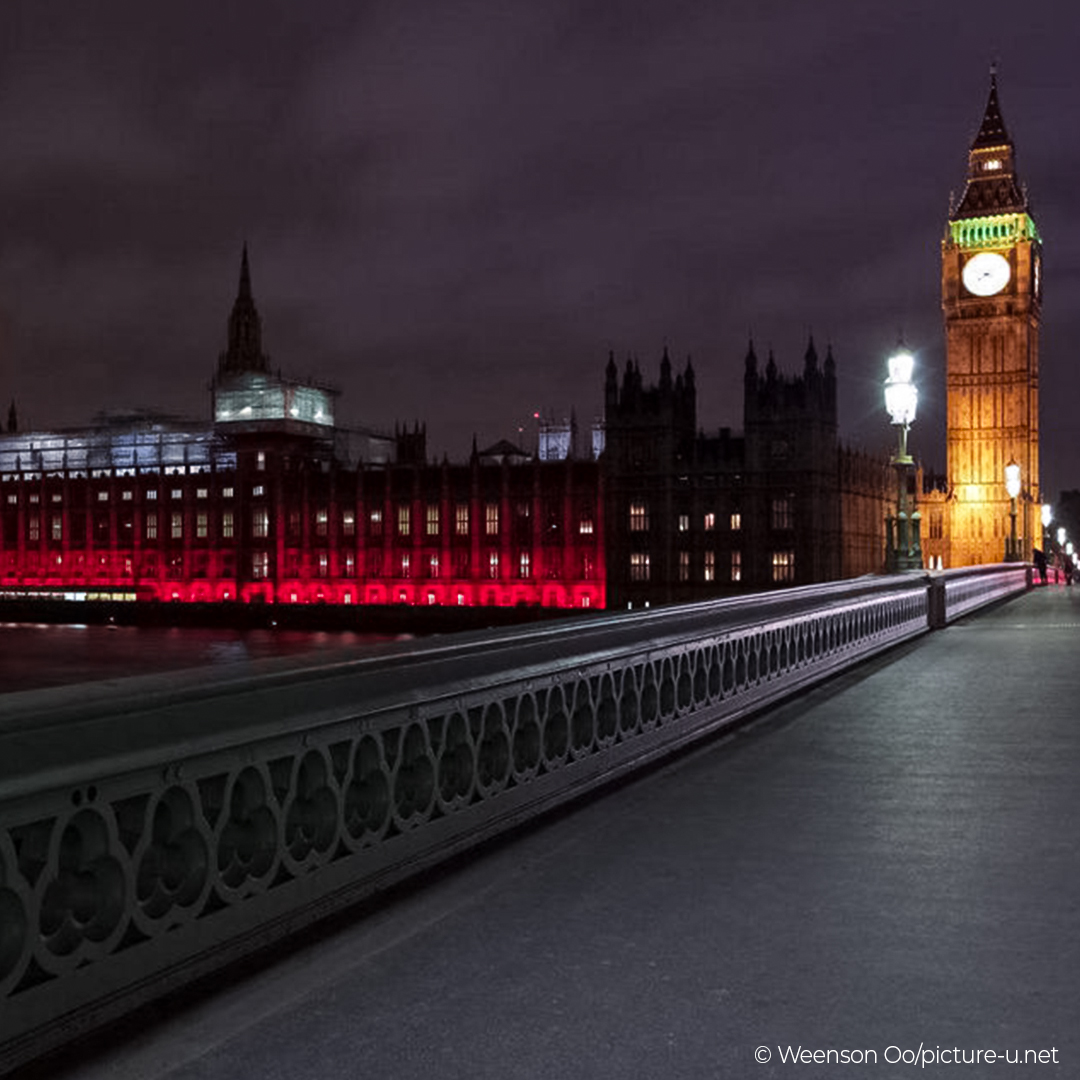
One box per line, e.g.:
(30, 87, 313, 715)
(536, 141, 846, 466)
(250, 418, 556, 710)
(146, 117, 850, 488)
(1034, 548, 1048, 585)
(1065, 556, 1074, 587)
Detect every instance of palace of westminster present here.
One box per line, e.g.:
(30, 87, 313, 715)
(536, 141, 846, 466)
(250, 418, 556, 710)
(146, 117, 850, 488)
(0, 77, 1043, 612)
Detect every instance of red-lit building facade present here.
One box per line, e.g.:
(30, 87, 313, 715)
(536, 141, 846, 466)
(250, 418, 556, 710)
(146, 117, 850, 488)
(1, 251, 890, 614)
(0, 252, 606, 610)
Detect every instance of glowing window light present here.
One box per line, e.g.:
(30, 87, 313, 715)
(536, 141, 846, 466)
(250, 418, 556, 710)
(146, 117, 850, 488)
(771, 549, 796, 583)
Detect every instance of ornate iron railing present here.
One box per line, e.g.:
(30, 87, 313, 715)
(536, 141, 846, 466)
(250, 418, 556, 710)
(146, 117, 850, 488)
(0, 568, 1027, 1071)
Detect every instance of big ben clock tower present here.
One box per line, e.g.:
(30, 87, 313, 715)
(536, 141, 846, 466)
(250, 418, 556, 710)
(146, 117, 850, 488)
(942, 73, 1041, 566)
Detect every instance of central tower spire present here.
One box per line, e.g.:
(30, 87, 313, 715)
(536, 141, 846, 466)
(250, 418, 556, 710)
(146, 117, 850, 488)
(218, 244, 269, 377)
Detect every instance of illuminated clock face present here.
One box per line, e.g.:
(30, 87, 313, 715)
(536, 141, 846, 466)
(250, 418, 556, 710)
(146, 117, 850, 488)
(962, 251, 1011, 296)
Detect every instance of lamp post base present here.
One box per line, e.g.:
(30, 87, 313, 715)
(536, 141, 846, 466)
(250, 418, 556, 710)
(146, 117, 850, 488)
(885, 512, 924, 573)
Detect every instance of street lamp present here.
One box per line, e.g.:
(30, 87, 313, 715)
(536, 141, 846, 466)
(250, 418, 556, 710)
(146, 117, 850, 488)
(1041, 503, 1052, 547)
(1004, 460, 1021, 561)
(883, 343, 922, 571)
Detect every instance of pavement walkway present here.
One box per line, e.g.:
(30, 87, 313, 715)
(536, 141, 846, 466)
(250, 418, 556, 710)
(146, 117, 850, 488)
(42, 586, 1079, 1079)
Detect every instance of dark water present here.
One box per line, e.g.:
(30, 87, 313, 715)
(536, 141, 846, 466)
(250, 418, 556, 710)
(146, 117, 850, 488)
(0, 622, 402, 695)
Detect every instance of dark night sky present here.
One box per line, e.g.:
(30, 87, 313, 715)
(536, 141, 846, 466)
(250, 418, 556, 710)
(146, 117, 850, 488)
(1, 2, 1078, 495)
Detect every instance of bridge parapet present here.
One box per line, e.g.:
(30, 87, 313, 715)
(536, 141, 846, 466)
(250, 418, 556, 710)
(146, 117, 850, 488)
(928, 563, 1031, 627)
(0, 568, 1027, 1072)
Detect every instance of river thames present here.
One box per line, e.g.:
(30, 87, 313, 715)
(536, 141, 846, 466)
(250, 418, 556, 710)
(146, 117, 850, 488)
(0, 621, 404, 694)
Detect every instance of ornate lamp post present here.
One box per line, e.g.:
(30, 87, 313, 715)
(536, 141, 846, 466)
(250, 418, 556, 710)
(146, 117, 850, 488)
(1004, 459, 1021, 561)
(884, 344, 922, 572)
(1041, 503, 1052, 550)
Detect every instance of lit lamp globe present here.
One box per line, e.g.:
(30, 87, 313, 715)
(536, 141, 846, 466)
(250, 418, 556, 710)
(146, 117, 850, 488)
(884, 348, 917, 461)
(1057, 527, 1067, 547)
(1042, 504, 1052, 530)
(884, 351, 917, 424)
(1004, 460, 1022, 500)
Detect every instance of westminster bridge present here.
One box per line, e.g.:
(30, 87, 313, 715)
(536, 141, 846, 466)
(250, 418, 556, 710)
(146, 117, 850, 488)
(1, 566, 1076, 1078)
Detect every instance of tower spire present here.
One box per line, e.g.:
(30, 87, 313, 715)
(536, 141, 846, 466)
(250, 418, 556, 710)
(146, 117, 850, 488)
(238, 242, 253, 302)
(219, 243, 269, 377)
(972, 69, 1010, 150)
(953, 72, 1025, 218)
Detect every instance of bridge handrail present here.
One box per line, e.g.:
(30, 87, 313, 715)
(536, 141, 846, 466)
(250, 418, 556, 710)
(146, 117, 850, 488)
(0, 566, 1027, 1072)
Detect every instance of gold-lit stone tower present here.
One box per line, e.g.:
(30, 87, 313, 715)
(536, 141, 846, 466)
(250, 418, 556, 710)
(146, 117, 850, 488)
(942, 74, 1041, 565)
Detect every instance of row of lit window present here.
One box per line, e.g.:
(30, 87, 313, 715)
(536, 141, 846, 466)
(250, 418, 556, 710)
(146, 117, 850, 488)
(629, 550, 794, 584)
(4, 546, 599, 585)
(7, 491, 598, 540)
(19, 511, 230, 544)
(375, 504, 594, 539)
(245, 550, 595, 582)
(6, 486, 236, 507)
(629, 500, 794, 532)
(10, 502, 600, 547)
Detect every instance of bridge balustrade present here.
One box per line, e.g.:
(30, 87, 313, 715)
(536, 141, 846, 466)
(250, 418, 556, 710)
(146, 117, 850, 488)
(0, 566, 1028, 1072)
(932, 563, 1032, 625)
